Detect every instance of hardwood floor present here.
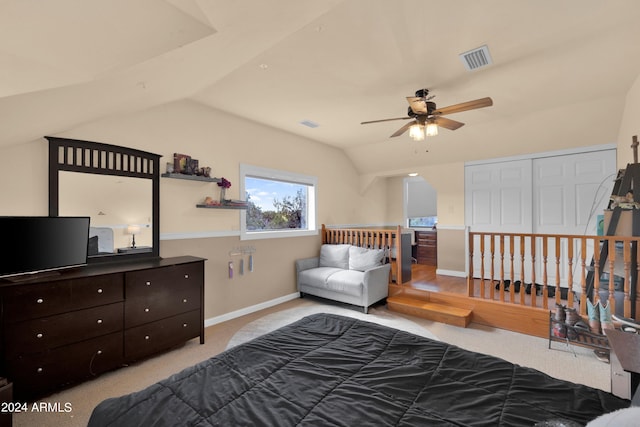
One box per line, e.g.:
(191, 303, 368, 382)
(391, 264, 553, 337)
(402, 264, 467, 294)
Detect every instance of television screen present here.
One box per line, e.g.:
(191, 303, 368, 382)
(0, 216, 90, 279)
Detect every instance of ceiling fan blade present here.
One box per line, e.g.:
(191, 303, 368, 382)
(433, 97, 493, 116)
(406, 96, 428, 114)
(361, 117, 412, 125)
(390, 120, 417, 138)
(434, 117, 465, 130)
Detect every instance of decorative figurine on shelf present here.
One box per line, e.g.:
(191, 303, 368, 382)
(218, 177, 231, 203)
(201, 166, 211, 178)
(203, 196, 219, 206)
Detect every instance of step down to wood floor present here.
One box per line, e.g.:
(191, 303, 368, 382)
(387, 296, 473, 328)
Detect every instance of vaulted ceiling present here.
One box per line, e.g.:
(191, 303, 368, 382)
(2, 0, 640, 175)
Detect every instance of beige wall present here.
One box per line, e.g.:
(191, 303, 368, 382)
(618, 73, 640, 166)
(161, 235, 321, 319)
(0, 100, 387, 321)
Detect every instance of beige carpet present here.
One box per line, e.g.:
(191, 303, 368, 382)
(226, 303, 439, 349)
(13, 298, 611, 427)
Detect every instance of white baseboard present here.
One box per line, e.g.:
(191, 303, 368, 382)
(204, 292, 300, 327)
(436, 268, 467, 278)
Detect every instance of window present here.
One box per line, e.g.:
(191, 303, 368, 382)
(408, 216, 438, 228)
(240, 164, 317, 240)
(404, 176, 437, 228)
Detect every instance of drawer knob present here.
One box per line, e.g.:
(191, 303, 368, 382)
(182, 298, 188, 303)
(183, 323, 188, 328)
(146, 281, 151, 286)
(144, 308, 150, 313)
(37, 367, 43, 373)
(97, 319, 103, 324)
(97, 350, 103, 355)
(36, 333, 43, 339)
(184, 274, 189, 279)
(144, 335, 150, 340)
(36, 298, 44, 304)
(97, 288, 103, 294)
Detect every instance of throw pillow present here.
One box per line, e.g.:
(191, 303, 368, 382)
(349, 246, 384, 271)
(319, 244, 351, 269)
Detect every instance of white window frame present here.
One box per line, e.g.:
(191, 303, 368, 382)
(240, 164, 318, 240)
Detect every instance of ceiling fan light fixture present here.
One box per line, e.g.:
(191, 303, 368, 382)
(425, 122, 439, 137)
(409, 123, 425, 141)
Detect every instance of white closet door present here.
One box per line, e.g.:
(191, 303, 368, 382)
(533, 150, 615, 235)
(533, 150, 616, 288)
(465, 159, 533, 233)
(465, 159, 532, 279)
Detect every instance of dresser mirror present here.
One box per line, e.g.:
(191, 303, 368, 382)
(48, 136, 161, 262)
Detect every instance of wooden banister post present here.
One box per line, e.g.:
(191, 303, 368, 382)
(468, 232, 475, 297)
(567, 237, 574, 308)
(396, 225, 403, 285)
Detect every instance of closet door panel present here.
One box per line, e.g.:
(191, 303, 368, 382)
(532, 149, 615, 288)
(465, 159, 532, 279)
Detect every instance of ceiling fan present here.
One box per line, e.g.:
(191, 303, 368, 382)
(361, 89, 493, 140)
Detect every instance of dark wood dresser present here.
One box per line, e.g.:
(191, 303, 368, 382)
(0, 256, 205, 401)
(415, 230, 437, 266)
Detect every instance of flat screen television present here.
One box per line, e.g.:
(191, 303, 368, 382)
(0, 216, 90, 279)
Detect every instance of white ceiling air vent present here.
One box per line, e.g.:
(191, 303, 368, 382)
(459, 45, 493, 71)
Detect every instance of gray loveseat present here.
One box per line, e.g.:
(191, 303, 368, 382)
(295, 244, 390, 313)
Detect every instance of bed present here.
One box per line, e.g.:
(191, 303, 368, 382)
(88, 313, 628, 426)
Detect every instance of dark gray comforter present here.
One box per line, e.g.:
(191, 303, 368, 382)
(88, 313, 628, 426)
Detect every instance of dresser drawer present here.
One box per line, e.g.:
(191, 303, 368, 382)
(2, 282, 71, 323)
(71, 273, 123, 308)
(416, 231, 437, 244)
(7, 332, 123, 400)
(125, 263, 203, 327)
(5, 303, 123, 359)
(3, 274, 123, 323)
(418, 240, 437, 248)
(124, 310, 201, 361)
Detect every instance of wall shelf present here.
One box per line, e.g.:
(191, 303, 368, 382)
(196, 204, 247, 210)
(161, 173, 220, 183)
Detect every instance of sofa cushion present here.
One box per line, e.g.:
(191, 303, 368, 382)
(324, 270, 365, 296)
(299, 267, 344, 289)
(319, 244, 351, 269)
(348, 246, 384, 271)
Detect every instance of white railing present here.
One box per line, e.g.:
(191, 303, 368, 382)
(468, 232, 640, 318)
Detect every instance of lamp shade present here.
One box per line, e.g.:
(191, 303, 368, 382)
(409, 123, 425, 141)
(425, 122, 438, 136)
(127, 225, 141, 235)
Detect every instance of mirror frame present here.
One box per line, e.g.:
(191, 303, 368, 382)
(47, 136, 161, 262)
